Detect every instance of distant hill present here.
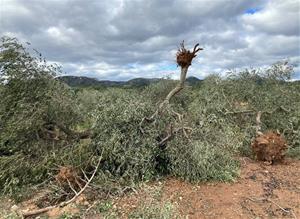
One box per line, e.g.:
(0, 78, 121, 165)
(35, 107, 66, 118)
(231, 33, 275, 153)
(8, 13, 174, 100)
(57, 75, 202, 88)
(186, 76, 201, 85)
(126, 78, 161, 86)
(57, 76, 124, 87)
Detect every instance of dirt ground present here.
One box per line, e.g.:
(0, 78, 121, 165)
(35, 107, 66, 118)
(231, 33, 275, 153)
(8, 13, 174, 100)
(1, 157, 300, 219)
(113, 157, 300, 219)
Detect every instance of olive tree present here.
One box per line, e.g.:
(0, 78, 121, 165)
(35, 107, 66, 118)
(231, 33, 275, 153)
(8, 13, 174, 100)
(0, 37, 85, 155)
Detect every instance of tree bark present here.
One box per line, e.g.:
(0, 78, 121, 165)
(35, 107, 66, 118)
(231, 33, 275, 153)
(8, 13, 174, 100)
(164, 66, 188, 104)
(139, 42, 202, 133)
(256, 111, 263, 136)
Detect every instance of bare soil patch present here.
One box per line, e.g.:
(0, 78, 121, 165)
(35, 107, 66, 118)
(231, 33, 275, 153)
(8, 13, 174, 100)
(114, 157, 300, 219)
(1, 157, 299, 219)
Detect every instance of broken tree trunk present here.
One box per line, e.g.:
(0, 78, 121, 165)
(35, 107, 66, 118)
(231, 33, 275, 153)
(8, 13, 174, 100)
(140, 41, 203, 140)
(158, 41, 203, 112)
(159, 66, 188, 108)
(252, 111, 288, 163)
(255, 111, 263, 136)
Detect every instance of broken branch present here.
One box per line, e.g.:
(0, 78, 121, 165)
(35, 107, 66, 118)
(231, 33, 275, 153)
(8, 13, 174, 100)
(22, 151, 103, 218)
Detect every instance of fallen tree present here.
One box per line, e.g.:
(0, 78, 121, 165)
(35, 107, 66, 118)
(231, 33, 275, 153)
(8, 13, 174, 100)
(140, 41, 203, 144)
(251, 111, 288, 164)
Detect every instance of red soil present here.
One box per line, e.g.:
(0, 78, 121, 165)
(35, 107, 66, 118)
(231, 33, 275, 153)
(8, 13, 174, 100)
(114, 157, 300, 219)
(3, 157, 299, 219)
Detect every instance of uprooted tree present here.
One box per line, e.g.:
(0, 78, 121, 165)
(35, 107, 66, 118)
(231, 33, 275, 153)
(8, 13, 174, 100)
(162, 41, 203, 106)
(251, 111, 288, 164)
(0, 36, 93, 199)
(140, 41, 203, 145)
(0, 37, 88, 156)
(16, 42, 202, 216)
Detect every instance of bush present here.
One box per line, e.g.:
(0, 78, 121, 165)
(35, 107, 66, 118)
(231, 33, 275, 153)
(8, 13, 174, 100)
(165, 77, 242, 181)
(88, 89, 160, 188)
(167, 140, 240, 182)
(221, 64, 300, 157)
(0, 37, 83, 194)
(129, 201, 180, 219)
(0, 37, 82, 155)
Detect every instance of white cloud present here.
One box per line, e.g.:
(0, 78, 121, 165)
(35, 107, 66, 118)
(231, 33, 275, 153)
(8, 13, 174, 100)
(0, 0, 299, 80)
(242, 0, 300, 36)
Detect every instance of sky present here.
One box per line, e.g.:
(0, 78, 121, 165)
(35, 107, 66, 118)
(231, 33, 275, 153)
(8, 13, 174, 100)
(0, 0, 300, 80)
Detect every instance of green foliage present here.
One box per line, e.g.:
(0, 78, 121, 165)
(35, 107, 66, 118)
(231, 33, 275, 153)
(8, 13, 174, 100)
(0, 37, 83, 194)
(220, 64, 300, 156)
(0, 37, 82, 154)
(97, 201, 113, 213)
(86, 81, 241, 186)
(172, 138, 240, 180)
(0, 37, 299, 202)
(90, 89, 160, 185)
(165, 76, 242, 181)
(129, 201, 180, 219)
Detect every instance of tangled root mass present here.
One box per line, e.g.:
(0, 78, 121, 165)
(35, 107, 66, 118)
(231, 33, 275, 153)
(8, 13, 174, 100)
(55, 166, 85, 190)
(251, 131, 288, 163)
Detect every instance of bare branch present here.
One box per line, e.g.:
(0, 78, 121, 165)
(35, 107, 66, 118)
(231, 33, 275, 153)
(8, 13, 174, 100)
(192, 43, 203, 55)
(66, 178, 78, 195)
(225, 110, 255, 115)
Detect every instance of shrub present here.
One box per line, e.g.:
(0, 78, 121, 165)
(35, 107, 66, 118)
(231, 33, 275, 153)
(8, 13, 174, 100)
(89, 89, 160, 187)
(129, 201, 180, 219)
(0, 37, 83, 194)
(0, 37, 82, 155)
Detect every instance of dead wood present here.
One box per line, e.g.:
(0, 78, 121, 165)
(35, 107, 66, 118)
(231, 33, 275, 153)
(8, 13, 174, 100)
(55, 166, 85, 192)
(251, 111, 288, 163)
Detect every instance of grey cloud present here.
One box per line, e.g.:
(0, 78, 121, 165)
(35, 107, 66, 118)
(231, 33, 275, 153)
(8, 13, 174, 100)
(0, 0, 299, 80)
(242, 0, 300, 36)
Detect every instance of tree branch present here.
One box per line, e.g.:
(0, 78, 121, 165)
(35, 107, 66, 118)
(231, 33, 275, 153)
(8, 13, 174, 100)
(139, 41, 203, 136)
(22, 151, 103, 218)
(256, 111, 263, 136)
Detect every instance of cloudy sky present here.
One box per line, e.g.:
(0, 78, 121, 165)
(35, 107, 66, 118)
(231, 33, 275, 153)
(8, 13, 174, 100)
(1, 0, 300, 80)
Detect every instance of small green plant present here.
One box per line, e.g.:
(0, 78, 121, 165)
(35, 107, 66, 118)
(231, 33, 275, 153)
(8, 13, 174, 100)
(97, 201, 113, 213)
(129, 201, 181, 219)
(58, 212, 75, 219)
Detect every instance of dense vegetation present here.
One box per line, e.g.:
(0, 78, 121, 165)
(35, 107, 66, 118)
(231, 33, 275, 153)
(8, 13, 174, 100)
(0, 37, 299, 203)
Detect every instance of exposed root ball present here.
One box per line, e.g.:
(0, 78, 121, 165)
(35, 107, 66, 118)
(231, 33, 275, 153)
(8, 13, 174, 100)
(176, 50, 196, 67)
(55, 166, 84, 189)
(176, 41, 203, 67)
(251, 131, 288, 163)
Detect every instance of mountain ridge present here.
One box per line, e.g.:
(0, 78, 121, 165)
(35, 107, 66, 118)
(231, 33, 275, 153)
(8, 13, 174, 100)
(57, 75, 202, 87)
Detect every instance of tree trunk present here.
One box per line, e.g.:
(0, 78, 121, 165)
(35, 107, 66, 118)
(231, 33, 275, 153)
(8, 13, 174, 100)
(165, 66, 188, 103)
